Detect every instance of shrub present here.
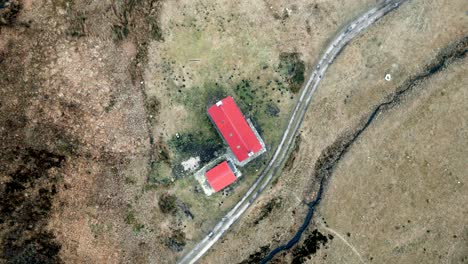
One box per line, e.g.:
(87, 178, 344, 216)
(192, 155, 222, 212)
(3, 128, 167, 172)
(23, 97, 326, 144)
(158, 193, 177, 215)
(278, 52, 306, 93)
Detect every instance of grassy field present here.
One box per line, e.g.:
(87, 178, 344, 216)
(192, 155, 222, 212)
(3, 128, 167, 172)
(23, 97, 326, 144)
(140, 0, 382, 256)
(200, 0, 468, 263)
(141, 0, 311, 252)
(311, 53, 467, 264)
(2, 0, 465, 263)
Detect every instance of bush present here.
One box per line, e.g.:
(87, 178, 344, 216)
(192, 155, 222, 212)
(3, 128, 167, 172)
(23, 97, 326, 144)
(165, 229, 186, 252)
(278, 52, 306, 93)
(158, 193, 177, 215)
(266, 102, 280, 117)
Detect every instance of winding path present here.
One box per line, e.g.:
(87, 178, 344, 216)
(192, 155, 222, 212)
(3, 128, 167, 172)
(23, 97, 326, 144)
(177, 1, 407, 263)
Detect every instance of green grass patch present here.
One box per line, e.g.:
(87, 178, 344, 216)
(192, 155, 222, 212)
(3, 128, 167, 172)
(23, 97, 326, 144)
(125, 176, 136, 185)
(148, 161, 173, 185)
(232, 79, 286, 148)
(125, 206, 145, 234)
(89, 222, 104, 238)
(175, 82, 228, 125)
(132, 223, 145, 234)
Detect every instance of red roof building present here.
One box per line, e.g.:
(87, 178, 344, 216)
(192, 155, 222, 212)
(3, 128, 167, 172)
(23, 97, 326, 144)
(205, 161, 237, 192)
(208, 96, 263, 163)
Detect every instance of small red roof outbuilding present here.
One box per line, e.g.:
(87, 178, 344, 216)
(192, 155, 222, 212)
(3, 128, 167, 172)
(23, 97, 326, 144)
(208, 96, 263, 163)
(205, 161, 237, 192)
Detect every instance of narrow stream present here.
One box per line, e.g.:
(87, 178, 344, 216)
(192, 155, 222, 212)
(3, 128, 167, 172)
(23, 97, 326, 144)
(259, 36, 468, 263)
(260, 177, 326, 264)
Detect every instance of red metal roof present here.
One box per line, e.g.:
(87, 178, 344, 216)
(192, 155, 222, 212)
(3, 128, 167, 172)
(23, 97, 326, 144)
(205, 161, 237, 192)
(208, 96, 263, 162)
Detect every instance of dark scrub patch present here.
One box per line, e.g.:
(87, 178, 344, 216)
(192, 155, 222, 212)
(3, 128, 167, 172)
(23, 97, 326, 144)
(253, 197, 283, 225)
(158, 192, 178, 215)
(266, 102, 280, 117)
(238, 245, 271, 264)
(0, 0, 21, 26)
(167, 131, 224, 179)
(165, 229, 186, 252)
(278, 52, 306, 94)
(0, 149, 65, 263)
(110, 0, 165, 43)
(291, 229, 333, 264)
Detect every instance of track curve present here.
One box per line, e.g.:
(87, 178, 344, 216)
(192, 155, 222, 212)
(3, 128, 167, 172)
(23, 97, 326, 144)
(177, 1, 407, 263)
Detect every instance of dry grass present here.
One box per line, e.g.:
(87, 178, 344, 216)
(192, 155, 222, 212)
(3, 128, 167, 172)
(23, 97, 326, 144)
(1, 0, 465, 263)
(200, 0, 468, 262)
